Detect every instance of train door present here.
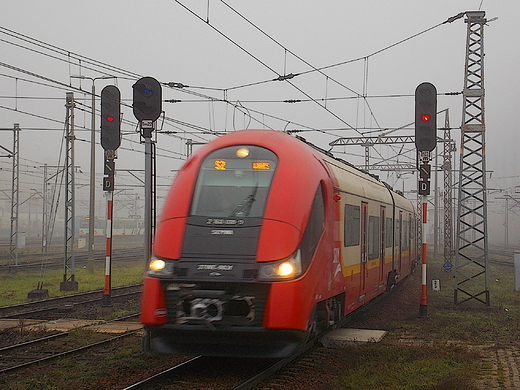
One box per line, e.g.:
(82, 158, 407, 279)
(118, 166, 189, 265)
(380, 206, 386, 282)
(410, 213, 417, 263)
(402, 215, 409, 273)
(397, 210, 403, 272)
(408, 213, 413, 269)
(360, 202, 368, 292)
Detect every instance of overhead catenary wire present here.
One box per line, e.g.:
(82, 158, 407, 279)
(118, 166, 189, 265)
(1, 10, 462, 139)
(170, 1, 464, 169)
(0, 9, 466, 179)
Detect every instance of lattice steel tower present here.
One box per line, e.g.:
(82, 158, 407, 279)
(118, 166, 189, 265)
(454, 11, 490, 305)
(61, 92, 78, 291)
(9, 124, 20, 268)
(442, 110, 456, 270)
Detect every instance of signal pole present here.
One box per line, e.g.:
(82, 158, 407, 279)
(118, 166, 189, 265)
(100, 85, 121, 307)
(418, 153, 431, 318)
(132, 77, 162, 268)
(415, 82, 437, 318)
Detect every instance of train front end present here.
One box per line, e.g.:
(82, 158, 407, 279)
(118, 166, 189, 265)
(140, 130, 335, 358)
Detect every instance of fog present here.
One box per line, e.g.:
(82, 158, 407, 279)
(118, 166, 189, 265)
(0, 0, 518, 247)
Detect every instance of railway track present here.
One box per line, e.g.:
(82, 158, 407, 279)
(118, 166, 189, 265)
(121, 328, 325, 390)
(0, 284, 142, 319)
(120, 355, 288, 390)
(0, 327, 139, 375)
(0, 246, 145, 272)
(120, 341, 332, 390)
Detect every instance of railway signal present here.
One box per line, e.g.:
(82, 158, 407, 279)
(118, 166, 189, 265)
(132, 76, 162, 122)
(415, 82, 437, 319)
(100, 85, 121, 307)
(100, 85, 121, 151)
(132, 77, 162, 269)
(415, 82, 437, 152)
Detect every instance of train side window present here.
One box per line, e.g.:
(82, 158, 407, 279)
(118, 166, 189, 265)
(385, 217, 393, 248)
(344, 204, 360, 247)
(300, 183, 325, 269)
(368, 216, 380, 260)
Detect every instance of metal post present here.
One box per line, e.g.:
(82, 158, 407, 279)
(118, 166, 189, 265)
(9, 124, 20, 269)
(515, 251, 520, 291)
(142, 123, 154, 268)
(442, 110, 455, 271)
(103, 189, 114, 306)
(102, 151, 116, 307)
(88, 81, 96, 273)
(454, 11, 489, 305)
(364, 144, 370, 171)
(186, 138, 193, 158)
(420, 194, 428, 317)
(61, 92, 78, 291)
(433, 150, 438, 257)
(418, 149, 432, 318)
(504, 196, 509, 248)
(41, 164, 48, 254)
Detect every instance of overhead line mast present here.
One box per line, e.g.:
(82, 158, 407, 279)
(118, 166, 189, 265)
(454, 11, 490, 305)
(61, 92, 78, 292)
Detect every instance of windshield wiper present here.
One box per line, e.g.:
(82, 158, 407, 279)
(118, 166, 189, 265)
(229, 184, 258, 217)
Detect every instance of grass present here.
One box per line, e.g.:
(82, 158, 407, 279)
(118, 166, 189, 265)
(414, 255, 520, 345)
(0, 260, 145, 306)
(333, 343, 483, 390)
(332, 254, 520, 389)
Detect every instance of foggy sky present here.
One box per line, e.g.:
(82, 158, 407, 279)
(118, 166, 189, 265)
(0, 0, 518, 245)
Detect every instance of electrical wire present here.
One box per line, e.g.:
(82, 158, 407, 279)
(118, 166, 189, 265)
(0, 8, 463, 177)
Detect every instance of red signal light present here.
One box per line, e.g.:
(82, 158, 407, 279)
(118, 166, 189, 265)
(106, 116, 115, 122)
(421, 114, 431, 122)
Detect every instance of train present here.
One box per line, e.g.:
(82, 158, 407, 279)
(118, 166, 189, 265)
(140, 129, 418, 358)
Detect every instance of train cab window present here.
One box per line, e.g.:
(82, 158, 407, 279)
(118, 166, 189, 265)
(368, 216, 380, 260)
(300, 183, 325, 269)
(344, 204, 360, 247)
(190, 145, 278, 218)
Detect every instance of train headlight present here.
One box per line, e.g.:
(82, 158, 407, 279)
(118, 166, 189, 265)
(236, 147, 250, 158)
(147, 257, 173, 277)
(258, 249, 302, 281)
(278, 261, 296, 277)
(149, 259, 166, 271)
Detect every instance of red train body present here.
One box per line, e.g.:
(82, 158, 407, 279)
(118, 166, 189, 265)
(141, 130, 417, 357)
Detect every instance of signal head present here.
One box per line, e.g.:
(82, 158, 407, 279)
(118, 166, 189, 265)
(414, 82, 437, 152)
(132, 76, 162, 122)
(100, 85, 121, 151)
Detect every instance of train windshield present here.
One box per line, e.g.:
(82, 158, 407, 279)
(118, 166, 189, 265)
(190, 145, 278, 218)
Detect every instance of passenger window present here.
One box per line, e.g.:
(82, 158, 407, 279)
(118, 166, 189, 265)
(368, 216, 380, 260)
(385, 218, 393, 248)
(344, 204, 360, 247)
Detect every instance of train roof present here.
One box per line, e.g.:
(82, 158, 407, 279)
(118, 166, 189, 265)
(293, 134, 410, 201)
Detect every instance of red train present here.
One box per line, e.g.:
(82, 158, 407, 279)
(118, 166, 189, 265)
(140, 129, 417, 357)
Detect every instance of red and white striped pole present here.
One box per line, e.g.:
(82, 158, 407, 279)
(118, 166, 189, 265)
(102, 158, 115, 307)
(419, 194, 428, 317)
(415, 81, 436, 317)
